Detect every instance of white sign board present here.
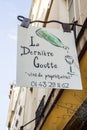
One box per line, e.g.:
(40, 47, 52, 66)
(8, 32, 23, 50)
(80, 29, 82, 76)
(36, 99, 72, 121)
(16, 26, 82, 89)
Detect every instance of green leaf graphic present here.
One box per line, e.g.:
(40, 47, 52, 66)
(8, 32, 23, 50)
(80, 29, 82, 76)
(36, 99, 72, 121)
(36, 28, 69, 50)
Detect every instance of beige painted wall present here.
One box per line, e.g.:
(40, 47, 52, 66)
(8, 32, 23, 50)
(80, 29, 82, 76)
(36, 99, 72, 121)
(46, 0, 69, 28)
(79, 0, 87, 24)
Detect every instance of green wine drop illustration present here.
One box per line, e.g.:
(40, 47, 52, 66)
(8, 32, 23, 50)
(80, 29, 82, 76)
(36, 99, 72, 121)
(36, 28, 69, 50)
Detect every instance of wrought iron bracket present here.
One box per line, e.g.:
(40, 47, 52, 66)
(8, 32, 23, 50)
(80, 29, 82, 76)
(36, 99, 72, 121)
(17, 15, 87, 31)
(17, 15, 31, 28)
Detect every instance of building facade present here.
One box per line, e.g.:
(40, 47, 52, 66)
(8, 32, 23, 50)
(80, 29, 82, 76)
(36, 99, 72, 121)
(7, 0, 87, 130)
(6, 85, 26, 130)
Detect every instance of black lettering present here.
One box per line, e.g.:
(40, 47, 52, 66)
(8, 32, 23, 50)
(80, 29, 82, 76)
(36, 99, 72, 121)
(30, 36, 39, 46)
(30, 36, 36, 46)
(33, 56, 57, 69)
(21, 46, 30, 56)
(33, 56, 39, 68)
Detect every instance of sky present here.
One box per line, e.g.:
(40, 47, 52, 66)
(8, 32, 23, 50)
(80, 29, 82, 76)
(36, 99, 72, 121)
(0, 0, 32, 129)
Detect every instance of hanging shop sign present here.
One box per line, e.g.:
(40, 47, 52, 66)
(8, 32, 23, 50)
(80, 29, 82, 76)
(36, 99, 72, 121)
(16, 26, 82, 89)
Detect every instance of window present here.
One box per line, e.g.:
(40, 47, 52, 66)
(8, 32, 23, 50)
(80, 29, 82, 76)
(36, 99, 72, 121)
(18, 106, 22, 115)
(15, 120, 18, 127)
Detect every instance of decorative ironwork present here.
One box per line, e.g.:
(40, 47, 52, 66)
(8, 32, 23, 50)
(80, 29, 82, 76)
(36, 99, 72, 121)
(17, 15, 87, 32)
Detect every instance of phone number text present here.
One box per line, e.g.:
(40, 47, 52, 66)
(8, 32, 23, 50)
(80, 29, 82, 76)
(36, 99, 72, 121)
(30, 81, 69, 88)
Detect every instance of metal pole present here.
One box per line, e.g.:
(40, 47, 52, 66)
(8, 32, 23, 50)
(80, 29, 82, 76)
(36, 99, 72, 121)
(20, 115, 41, 130)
